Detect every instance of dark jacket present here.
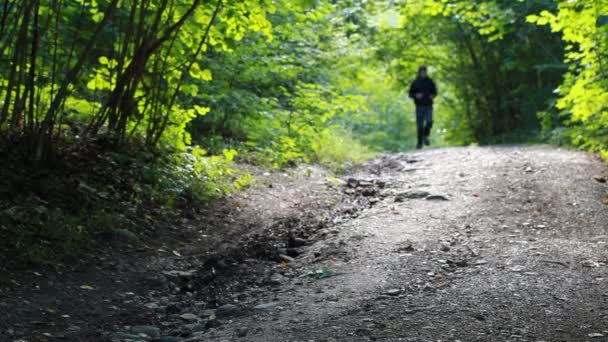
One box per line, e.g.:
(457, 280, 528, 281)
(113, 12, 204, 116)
(408, 77, 437, 106)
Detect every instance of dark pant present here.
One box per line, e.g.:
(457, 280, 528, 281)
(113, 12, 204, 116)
(416, 105, 433, 144)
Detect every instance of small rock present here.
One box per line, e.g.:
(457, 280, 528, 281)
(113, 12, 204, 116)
(452, 259, 468, 267)
(268, 273, 287, 286)
(582, 259, 600, 268)
(131, 326, 161, 339)
(426, 195, 449, 201)
(510, 265, 526, 272)
(236, 327, 249, 337)
(179, 313, 199, 321)
(347, 178, 360, 188)
(113, 228, 138, 242)
(395, 240, 415, 252)
(279, 254, 295, 263)
(593, 176, 607, 183)
(384, 289, 401, 296)
(589, 333, 605, 338)
(395, 191, 430, 201)
(162, 270, 197, 280)
(159, 337, 183, 342)
(144, 302, 161, 310)
(216, 304, 241, 317)
(289, 237, 307, 248)
(590, 235, 607, 242)
(254, 303, 277, 310)
(112, 332, 143, 341)
(422, 283, 436, 292)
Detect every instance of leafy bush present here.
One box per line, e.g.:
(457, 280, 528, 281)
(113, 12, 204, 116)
(528, 1, 608, 158)
(312, 129, 375, 173)
(132, 147, 251, 208)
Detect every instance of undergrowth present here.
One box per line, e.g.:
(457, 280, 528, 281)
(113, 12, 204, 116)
(0, 141, 250, 267)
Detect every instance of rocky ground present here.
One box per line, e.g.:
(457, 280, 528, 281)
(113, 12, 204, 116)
(2, 146, 608, 342)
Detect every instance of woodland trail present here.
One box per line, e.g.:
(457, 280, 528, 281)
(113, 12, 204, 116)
(206, 146, 608, 342)
(2, 146, 608, 342)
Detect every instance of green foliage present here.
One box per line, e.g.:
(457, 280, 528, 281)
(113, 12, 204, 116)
(312, 129, 375, 173)
(132, 147, 251, 207)
(528, 0, 608, 158)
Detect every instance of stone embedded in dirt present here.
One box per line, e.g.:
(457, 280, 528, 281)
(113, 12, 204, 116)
(112, 332, 144, 341)
(361, 188, 377, 197)
(254, 302, 277, 310)
(288, 236, 307, 248)
(470, 312, 486, 321)
(590, 235, 607, 242)
(426, 195, 449, 201)
(589, 333, 605, 338)
(422, 283, 436, 292)
(179, 313, 199, 321)
(162, 270, 197, 280)
(216, 304, 241, 317)
(582, 259, 601, 268)
(395, 240, 415, 253)
(510, 265, 526, 272)
(144, 302, 162, 310)
(279, 254, 296, 263)
(131, 325, 161, 338)
(113, 228, 139, 242)
(285, 248, 301, 257)
(448, 259, 468, 267)
(236, 327, 249, 337)
(384, 289, 402, 296)
(268, 273, 287, 286)
(395, 190, 430, 202)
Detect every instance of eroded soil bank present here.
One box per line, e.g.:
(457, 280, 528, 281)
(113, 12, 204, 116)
(2, 146, 608, 342)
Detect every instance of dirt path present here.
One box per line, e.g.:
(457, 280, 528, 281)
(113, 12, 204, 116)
(2, 146, 608, 342)
(204, 146, 608, 342)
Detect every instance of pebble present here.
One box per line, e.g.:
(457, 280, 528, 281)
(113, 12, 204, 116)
(384, 289, 401, 296)
(236, 327, 249, 337)
(510, 265, 526, 272)
(216, 304, 241, 317)
(395, 190, 430, 201)
(179, 313, 199, 321)
(131, 326, 160, 339)
(582, 259, 600, 268)
(426, 195, 449, 201)
(158, 337, 183, 342)
(254, 302, 277, 310)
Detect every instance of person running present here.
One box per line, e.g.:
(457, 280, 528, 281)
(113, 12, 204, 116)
(408, 65, 437, 149)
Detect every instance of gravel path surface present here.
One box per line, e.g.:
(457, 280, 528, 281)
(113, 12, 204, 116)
(205, 146, 608, 342)
(3, 146, 608, 342)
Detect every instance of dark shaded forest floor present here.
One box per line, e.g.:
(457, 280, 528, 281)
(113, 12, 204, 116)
(2, 146, 608, 342)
